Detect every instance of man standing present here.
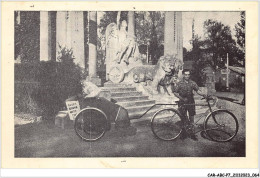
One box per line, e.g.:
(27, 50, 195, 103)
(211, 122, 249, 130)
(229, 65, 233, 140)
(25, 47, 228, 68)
(173, 69, 206, 140)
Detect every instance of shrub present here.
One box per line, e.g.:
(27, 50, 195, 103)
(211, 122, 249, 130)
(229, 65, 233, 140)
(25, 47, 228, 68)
(15, 46, 85, 120)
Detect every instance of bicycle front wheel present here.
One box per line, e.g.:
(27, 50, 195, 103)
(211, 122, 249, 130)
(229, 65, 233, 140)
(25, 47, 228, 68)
(74, 108, 108, 141)
(151, 108, 183, 141)
(204, 110, 239, 142)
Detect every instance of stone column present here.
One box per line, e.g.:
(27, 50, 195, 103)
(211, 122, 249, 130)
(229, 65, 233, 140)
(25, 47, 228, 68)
(89, 11, 97, 77)
(176, 12, 183, 78)
(56, 11, 67, 60)
(56, 11, 85, 68)
(164, 12, 183, 60)
(177, 12, 183, 62)
(40, 11, 52, 61)
(127, 11, 135, 37)
(164, 12, 183, 78)
(88, 11, 101, 86)
(70, 11, 85, 68)
(164, 12, 175, 56)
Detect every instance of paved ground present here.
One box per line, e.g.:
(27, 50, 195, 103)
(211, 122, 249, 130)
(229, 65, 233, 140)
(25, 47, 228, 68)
(15, 95, 245, 157)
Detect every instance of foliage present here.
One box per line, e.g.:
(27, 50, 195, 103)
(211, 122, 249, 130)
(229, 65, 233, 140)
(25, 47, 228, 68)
(183, 35, 207, 86)
(135, 11, 164, 64)
(98, 12, 118, 36)
(235, 12, 245, 52)
(235, 11, 245, 64)
(15, 46, 84, 119)
(15, 82, 42, 115)
(184, 18, 245, 85)
(203, 19, 237, 68)
(15, 11, 40, 62)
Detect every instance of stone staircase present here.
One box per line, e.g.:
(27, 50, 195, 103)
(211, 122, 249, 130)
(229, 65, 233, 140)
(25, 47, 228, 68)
(102, 82, 158, 121)
(101, 82, 211, 123)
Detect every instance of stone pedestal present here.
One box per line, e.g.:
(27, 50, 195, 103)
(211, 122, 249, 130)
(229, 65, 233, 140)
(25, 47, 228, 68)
(88, 76, 102, 86)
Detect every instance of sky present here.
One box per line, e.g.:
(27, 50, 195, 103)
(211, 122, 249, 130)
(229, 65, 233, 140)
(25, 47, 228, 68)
(182, 12, 241, 50)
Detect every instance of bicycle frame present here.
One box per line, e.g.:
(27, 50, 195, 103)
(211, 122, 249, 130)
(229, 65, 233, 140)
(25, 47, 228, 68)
(140, 96, 218, 134)
(137, 103, 178, 119)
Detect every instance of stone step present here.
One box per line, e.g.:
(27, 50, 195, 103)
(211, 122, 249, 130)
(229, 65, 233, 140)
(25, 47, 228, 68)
(113, 95, 149, 102)
(117, 100, 156, 107)
(111, 91, 142, 97)
(104, 82, 131, 88)
(101, 87, 136, 92)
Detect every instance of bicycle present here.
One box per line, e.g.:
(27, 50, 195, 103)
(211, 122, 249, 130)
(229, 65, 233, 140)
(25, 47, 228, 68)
(151, 95, 239, 142)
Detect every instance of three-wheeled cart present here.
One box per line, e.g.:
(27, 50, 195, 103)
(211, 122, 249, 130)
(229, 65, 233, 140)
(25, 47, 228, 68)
(66, 95, 130, 141)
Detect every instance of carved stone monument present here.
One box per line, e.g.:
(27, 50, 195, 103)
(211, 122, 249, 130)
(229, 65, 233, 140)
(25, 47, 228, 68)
(105, 13, 143, 82)
(124, 55, 183, 95)
(105, 11, 183, 103)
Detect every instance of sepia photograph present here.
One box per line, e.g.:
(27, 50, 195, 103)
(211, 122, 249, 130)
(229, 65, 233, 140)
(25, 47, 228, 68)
(1, 1, 258, 169)
(14, 10, 245, 157)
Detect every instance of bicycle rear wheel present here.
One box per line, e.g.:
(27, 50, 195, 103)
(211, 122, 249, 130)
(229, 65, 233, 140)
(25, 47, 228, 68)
(151, 108, 183, 141)
(204, 110, 239, 142)
(74, 108, 108, 141)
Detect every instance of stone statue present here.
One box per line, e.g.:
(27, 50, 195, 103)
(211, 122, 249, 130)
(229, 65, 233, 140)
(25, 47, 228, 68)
(124, 55, 183, 95)
(105, 12, 142, 80)
(116, 20, 140, 65)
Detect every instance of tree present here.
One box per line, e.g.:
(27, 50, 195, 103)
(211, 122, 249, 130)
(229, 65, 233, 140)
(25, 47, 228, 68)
(135, 11, 164, 64)
(15, 11, 40, 63)
(203, 19, 237, 69)
(235, 11, 245, 66)
(235, 11, 245, 52)
(183, 35, 208, 86)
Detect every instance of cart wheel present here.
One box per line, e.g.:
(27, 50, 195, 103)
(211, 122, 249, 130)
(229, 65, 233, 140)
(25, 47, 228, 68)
(204, 109, 239, 142)
(108, 66, 124, 83)
(74, 108, 108, 141)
